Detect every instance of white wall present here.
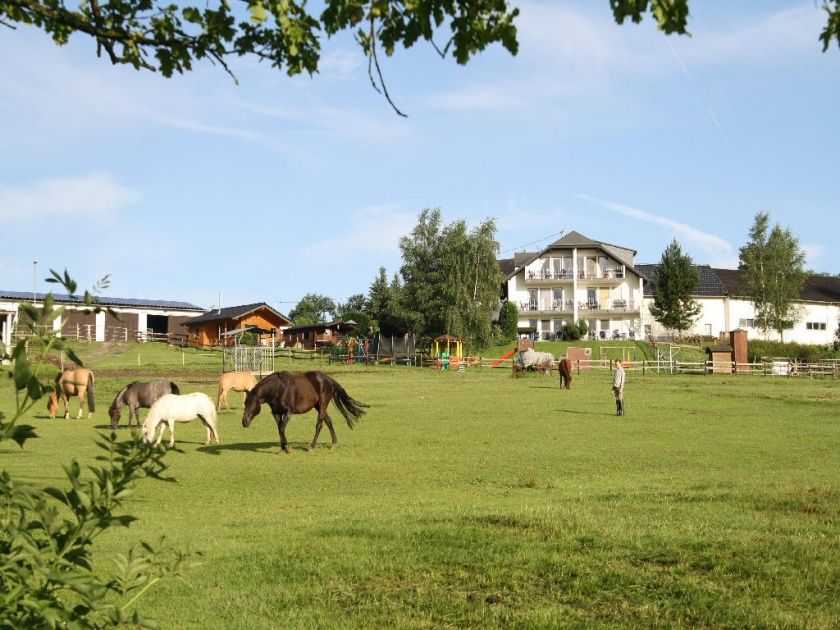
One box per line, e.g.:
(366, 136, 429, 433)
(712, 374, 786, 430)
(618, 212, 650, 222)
(640, 296, 840, 344)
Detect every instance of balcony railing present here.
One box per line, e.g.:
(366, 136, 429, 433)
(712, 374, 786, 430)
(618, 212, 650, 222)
(517, 299, 637, 313)
(525, 267, 626, 282)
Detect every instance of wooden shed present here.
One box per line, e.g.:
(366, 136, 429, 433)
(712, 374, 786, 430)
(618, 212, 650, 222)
(183, 303, 291, 348)
(281, 320, 357, 350)
(706, 344, 733, 374)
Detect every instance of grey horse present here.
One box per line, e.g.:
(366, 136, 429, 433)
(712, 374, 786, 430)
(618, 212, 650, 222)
(109, 380, 180, 429)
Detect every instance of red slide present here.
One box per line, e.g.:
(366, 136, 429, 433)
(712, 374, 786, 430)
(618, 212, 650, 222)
(491, 347, 517, 367)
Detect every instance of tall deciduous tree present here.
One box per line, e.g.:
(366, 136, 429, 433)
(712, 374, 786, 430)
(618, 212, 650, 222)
(399, 208, 502, 349)
(738, 212, 806, 342)
(288, 292, 337, 325)
(648, 239, 702, 336)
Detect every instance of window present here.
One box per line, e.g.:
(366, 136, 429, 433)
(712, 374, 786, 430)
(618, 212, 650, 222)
(806, 322, 827, 331)
(738, 318, 755, 328)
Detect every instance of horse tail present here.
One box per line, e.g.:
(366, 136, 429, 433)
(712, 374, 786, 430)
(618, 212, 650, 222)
(87, 371, 96, 413)
(326, 376, 368, 429)
(170, 381, 181, 395)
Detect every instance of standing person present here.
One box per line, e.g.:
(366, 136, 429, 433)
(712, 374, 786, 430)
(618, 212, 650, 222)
(612, 360, 626, 416)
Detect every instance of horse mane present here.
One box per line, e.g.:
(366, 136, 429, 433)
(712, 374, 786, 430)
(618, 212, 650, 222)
(170, 381, 181, 395)
(108, 384, 130, 417)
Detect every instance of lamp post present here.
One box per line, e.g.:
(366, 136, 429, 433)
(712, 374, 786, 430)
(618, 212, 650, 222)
(32, 260, 38, 304)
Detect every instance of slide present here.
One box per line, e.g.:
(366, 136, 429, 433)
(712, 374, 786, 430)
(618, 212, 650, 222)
(491, 347, 518, 367)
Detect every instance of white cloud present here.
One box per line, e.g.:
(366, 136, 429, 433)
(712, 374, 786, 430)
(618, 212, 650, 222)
(232, 97, 413, 143)
(0, 174, 139, 220)
(317, 49, 363, 80)
(576, 194, 737, 266)
(296, 204, 416, 262)
(674, 5, 825, 66)
(803, 243, 824, 268)
(425, 84, 527, 111)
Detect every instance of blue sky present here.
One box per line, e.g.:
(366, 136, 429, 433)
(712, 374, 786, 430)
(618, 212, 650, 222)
(1, 1, 838, 313)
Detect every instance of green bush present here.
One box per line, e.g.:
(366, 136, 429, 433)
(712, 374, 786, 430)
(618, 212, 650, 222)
(499, 301, 518, 341)
(559, 318, 589, 341)
(747, 339, 840, 362)
(1, 271, 196, 628)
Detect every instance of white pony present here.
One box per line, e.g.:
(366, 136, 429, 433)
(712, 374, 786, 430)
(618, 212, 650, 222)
(142, 392, 220, 447)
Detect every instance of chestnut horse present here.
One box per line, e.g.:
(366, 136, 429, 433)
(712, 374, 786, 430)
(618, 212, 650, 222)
(217, 371, 258, 410)
(48, 368, 95, 419)
(558, 358, 573, 389)
(241, 371, 368, 453)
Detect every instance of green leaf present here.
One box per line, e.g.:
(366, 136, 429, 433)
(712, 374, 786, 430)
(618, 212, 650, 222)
(248, 2, 268, 23)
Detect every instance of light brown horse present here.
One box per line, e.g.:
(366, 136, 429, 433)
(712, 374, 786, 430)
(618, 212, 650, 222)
(48, 368, 96, 419)
(217, 371, 258, 410)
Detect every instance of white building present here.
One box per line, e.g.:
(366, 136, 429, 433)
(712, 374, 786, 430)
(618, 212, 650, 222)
(0, 290, 206, 355)
(637, 265, 840, 344)
(499, 232, 840, 346)
(499, 231, 647, 340)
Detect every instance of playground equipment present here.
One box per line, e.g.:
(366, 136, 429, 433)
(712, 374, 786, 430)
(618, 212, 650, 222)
(332, 334, 370, 364)
(433, 334, 462, 370)
(491, 347, 517, 368)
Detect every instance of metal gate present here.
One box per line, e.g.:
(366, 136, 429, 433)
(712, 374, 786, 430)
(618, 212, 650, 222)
(223, 345, 275, 375)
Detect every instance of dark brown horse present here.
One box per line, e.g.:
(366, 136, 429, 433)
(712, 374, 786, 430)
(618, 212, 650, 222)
(109, 380, 181, 429)
(558, 358, 573, 389)
(241, 371, 368, 453)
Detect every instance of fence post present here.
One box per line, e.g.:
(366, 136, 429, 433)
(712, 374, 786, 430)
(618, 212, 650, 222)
(576, 359, 580, 375)
(642, 359, 646, 376)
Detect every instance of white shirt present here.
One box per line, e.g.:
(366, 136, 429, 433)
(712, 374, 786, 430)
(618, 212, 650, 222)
(613, 367, 625, 389)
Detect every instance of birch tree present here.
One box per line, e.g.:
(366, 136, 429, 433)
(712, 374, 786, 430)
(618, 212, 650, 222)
(739, 212, 807, 341)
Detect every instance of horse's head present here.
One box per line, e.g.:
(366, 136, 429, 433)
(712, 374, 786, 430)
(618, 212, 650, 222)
(140, 417, 154, 443)
(47, 391, 59, 419)
(242, 389, 261, 428)
(108, 400, 121, 429)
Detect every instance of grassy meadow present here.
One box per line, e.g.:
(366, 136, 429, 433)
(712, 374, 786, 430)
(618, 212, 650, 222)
(2, 342, 839, 628)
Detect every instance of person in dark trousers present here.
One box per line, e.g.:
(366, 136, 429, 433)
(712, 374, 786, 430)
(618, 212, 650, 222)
(612, 361, 626, 416)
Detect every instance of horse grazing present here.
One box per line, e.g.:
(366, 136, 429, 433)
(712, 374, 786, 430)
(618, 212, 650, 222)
(217, 371, 258, 410)
(141, 392, 219, 448)
(558, 358, 573, 389)
(241, 371, 368, 453)
(48, 368, 95, 419)
(109, 380, 181, 429)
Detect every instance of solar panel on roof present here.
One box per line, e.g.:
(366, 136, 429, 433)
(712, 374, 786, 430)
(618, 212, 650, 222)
(0, 290, 203, 310)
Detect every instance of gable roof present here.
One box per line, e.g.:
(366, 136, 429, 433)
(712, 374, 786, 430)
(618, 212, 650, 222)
(0, 290, 203, 311)
(183, 302, 290, 326)
(499, 230, 645, 281)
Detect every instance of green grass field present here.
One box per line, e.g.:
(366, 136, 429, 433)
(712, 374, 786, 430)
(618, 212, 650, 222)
(2, 343, 839, 628)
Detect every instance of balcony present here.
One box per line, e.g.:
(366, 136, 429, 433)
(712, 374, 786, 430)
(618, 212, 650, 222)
(517, 299, 638, 315)
(524, 266, 626, 286)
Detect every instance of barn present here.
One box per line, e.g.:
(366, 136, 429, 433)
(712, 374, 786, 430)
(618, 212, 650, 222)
(182, 303, 292, 348)
(0, 290, 205, 353)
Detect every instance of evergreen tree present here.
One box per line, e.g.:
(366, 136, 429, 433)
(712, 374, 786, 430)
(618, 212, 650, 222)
(739, 212, 806, 341)
(499, 301, 519, 341)
(648, 239, 702, 336)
